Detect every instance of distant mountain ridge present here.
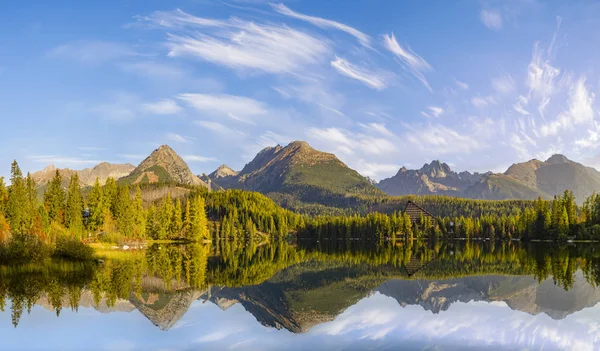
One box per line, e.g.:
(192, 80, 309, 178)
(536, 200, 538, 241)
(31, 162, 135, 188)
(376, 160, 489, 196)
(207, 141, 383, 207)
(465, 154, 600, 202)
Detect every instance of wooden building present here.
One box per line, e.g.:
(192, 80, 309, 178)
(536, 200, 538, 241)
(403, 200, 435, 224)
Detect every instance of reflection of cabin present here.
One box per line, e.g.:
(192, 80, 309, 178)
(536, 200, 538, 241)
(403, 200, 435, 224)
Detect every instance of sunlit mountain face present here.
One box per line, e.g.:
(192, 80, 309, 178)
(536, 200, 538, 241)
(1, 241, 600, 350)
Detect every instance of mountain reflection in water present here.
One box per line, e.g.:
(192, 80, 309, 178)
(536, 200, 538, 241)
(1, 240, 600, 351)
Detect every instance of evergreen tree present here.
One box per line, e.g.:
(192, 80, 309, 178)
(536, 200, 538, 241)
(87, 179, 104, 231)
(44, 170, 66, 224)
(172, 199, 183, 239)
(103, 177, 118, 216)
(189, 196, 209, 242)
(7, 160, 28, 233)
(114, 186, 134, 237)
(65, 174, 84, 237)
(132, 186, 146, 238)
(558, 206, 570, 241)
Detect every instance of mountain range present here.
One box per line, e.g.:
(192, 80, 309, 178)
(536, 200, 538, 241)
(26, 141, 600, 205)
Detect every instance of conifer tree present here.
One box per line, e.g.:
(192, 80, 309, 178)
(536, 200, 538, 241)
(65, 174, 84, 237)
(87, 179, 104, 231)
(114, 186, 134, 237)
(7, 160, 28, 233)
(182, 200, 191, 237)
(172, 199, 183, 239)
(189, 196, 209, 242)
(133, 186, 146, 238)
(44, 170, 66, 224)
(103, 177, 118, 216)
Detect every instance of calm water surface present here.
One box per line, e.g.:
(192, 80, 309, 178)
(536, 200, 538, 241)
(1, 240, 599, 351)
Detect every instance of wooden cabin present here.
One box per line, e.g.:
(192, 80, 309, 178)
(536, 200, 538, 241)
(403, 200, 435, 224)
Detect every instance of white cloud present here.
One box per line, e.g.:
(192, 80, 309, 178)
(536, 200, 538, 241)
(359, 123, 394, 137)
(405, 124, 482, 155)
(151, 10, 330, 74)
(166, 133, 195, 143)
(527, 41, 561, 114)
(179, 94, 267, 123)
(330, 57, 387, 90)
(513, 95, 530, 115)
(540, 77, 594, 136)
(423, 106, 444, 118)
(142, 99, 183, 115)
(455, 80, 469, 90)
(195, 120, 245, 136)
(270, 3, 370, 46)
(183, 155, 217, 162)
(480, 10, 503, 30)
(471, 96, 496, 108)
(48, 40, 139, 64)
(382, 33, 432, 91)
(492, 75, 515, 94)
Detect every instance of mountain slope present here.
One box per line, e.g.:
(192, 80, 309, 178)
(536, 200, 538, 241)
(208, 141, 383, 207)
(119, 145, 206, 187)
(377, 161, 488, 196)
(466, 154, 600, 202)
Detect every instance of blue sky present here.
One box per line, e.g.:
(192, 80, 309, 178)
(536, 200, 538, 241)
(1, 292, 599, 350)
(2, 0, 600, 180)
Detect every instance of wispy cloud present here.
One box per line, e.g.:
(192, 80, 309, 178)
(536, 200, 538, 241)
(77, 146, 108, 151)
(455, 80, 469, 90)
(142, 99, 183, 115)
(180, 94, 267, 123)
(183, 155, 217, 162)
(145, 10, 330, 75)
(382, 33, 432, 91)
(471, 96, 496, 108)
(331, 57, 387, 90)
(540, 77, 594, 136)
(270, 3, 370, 46)
(48, 40, 139, 64)
(480, 10, 503, 30)
(421, 106, 444, 118)
(492, 75, 515, 94)
(166, 132, 195, 143)
(195, 120, 245, 136)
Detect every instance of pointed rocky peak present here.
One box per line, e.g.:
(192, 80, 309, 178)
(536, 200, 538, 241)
(286, 140, 312, 151)
(420, 160, 452, 178)
(42, 164, 56, 172)
(125, 145, 206, 186)
(210, 164, 239, 179)
(546, 154, 570, 165)
(365, 176, 377, 185)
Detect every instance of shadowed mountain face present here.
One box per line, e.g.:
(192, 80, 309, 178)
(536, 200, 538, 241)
(377, 161, 488, 196)
(207, 141, 382, 207)
(119, 145, 207, 187)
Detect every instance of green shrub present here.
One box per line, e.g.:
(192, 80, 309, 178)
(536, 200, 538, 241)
(54, 237, 94, 261)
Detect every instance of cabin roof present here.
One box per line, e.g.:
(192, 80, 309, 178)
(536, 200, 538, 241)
(403, 200, 435, 223)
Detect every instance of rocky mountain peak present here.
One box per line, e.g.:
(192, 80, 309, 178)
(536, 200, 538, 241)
(420, 160, 452, 178)
(127, 145, 205, 186)
(210, 164, 238, 179)
(546, 154, 570, 165)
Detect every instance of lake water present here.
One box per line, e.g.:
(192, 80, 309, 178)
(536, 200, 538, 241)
(1, 240, 599, 351)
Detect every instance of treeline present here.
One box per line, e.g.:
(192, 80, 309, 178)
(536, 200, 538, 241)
(0, 161, 210, 260)
(298, 191, 590, 241)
